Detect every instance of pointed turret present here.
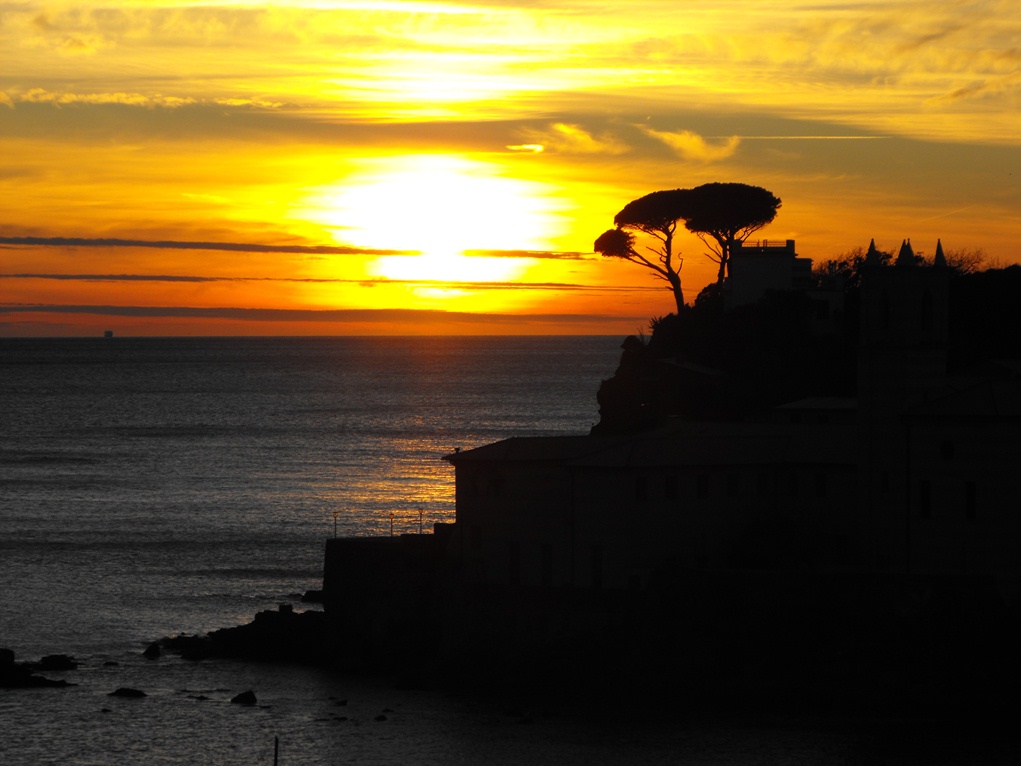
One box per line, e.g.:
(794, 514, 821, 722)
(896, 238, 916, 267)
(933, 238, 947, 269)
(865, 238, 882, 267)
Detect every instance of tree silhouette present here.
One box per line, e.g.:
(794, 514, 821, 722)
(594, 189, 692, 314)
(683, 183, 782, 285)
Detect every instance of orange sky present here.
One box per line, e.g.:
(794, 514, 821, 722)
(2, 0, 1019, 336)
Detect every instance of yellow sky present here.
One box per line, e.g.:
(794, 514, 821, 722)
(2, 0, 1019, 335)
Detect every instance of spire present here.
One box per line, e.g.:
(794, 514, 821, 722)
(933, 238, 947, 269)
(895, 238, 916, 267)
(865, 238, 882, 267)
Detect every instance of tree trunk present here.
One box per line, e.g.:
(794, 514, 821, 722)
(716, 237, 737, 285)
(669, 273, 684, 314)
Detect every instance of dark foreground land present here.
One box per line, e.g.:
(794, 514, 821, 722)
(154, 570, 1020, 735)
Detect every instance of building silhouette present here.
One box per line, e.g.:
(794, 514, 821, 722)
(440, 239, 1019, 602)
(323, 240, 1020, 702)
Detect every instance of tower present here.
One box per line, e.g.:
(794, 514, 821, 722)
(857, 238, 950, 570)
(858, 238, 950, 412)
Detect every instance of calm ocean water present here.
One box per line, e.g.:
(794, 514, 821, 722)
(1, 336, 1011, 764)
(1, 336, 621, 657)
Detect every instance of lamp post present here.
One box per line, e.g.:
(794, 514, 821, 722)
(418, 508, 424, 534)
(389, 511, 395, 537)
(332, 511, 339, 539)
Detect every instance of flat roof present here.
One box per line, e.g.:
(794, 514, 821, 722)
(446, 421, 857, 469)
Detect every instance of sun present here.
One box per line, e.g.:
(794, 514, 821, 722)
(301, 154, 560, 283)
(370, 252, 521, 284)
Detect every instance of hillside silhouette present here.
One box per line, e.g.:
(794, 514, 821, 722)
(593, 263, 1021, 434)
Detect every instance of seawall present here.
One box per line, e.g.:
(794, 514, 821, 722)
(322, 534, 1020, 714)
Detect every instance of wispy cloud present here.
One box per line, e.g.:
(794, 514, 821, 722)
(0, 236, 413, 256)
(0, 272, 657, 293)
(641, 128, 741, 162)
(931, 71, 1021, 103)
(9, 89, 197, 108)
(7, 0, 1020, 142)
(462, 249, 591, 260)
(516, 123, 630, 155)
(3, 88, 284, 110)
(735, 135, 889, 141)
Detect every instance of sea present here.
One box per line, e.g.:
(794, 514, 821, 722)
(0, 336, 1013, 765)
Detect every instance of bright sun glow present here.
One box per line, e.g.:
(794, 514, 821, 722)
(302, 155, 559, 283)
(371, 253, 519, 283)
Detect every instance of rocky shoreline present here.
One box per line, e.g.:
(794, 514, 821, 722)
(0, 648, 77, 689)
(8, 584, 1018, 730)
(160, 603, 328, 664)
(1, 601, 326, 694)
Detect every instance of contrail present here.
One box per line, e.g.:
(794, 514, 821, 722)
(914, 205, 977, 223)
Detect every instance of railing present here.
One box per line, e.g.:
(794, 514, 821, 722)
(739, 239, 795, 250)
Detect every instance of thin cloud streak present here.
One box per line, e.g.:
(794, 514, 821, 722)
(0, 237, 414, 257)
(733, 136, 890, 140)
(0, 304, 643, 326)
(462, 249, 591, 260)
(1, 273, 659, 293)
(1, 238, 593, 262)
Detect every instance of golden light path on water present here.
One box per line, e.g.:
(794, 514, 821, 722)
(317, 433, 458, 538)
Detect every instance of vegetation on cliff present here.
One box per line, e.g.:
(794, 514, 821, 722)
(593, 247, 1021, 435)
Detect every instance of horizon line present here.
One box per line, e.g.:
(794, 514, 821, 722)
(0, 303, 648, 324)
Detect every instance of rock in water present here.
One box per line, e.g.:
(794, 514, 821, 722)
(108, 687, 146, 698)
(142, 642, 161, 659)
(35, 654, 79, 671)
(231, 690, 257, 705)
(0, 649, 74, 689)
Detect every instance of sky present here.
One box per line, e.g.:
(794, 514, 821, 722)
(2, 0, 1019, 336)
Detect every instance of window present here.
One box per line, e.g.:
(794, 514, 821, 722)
(788, 470, 800, 497)
(508, 541, 521, 585)
(726, 472, 739, 498)
(664, 475, 678, 501)
(635, 475, 648, 502)
(921, 289, 933, 331)
(541, 544, 553, 586)
(814, 471, 827, 498)
(965, 481, 977, 520)
(919, 480, 932, 520)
